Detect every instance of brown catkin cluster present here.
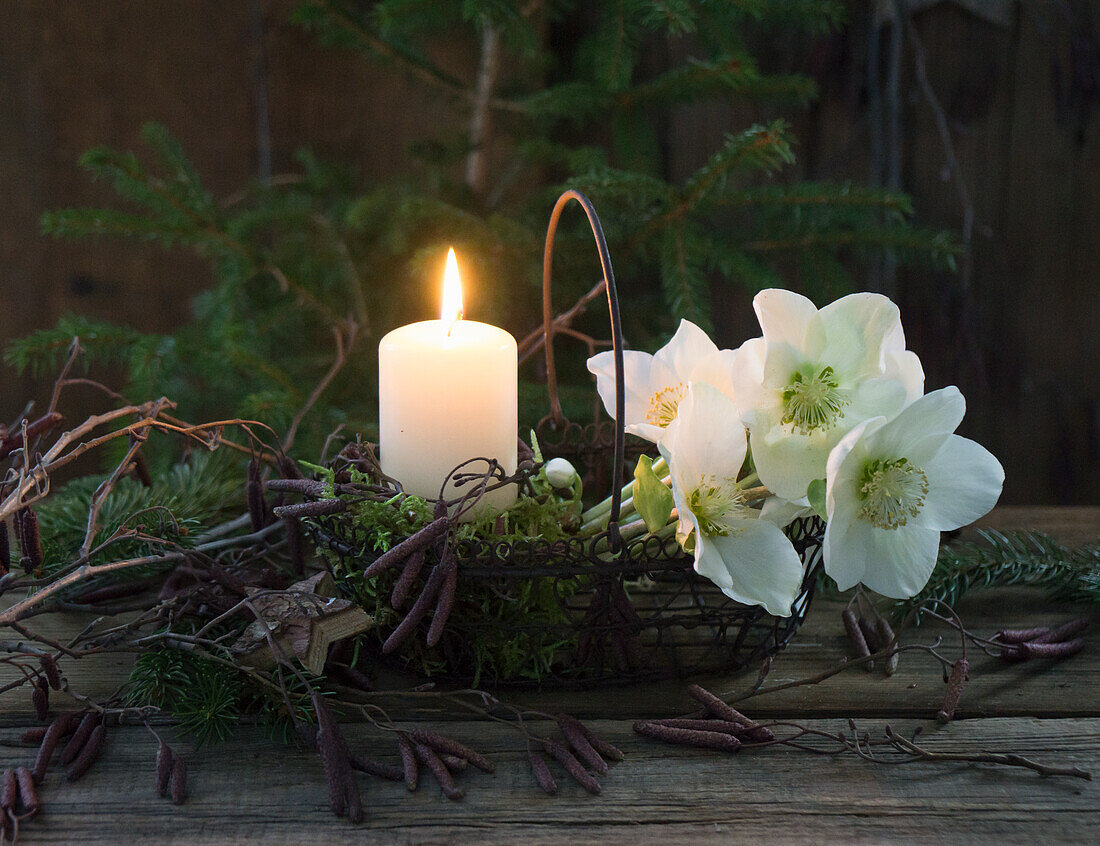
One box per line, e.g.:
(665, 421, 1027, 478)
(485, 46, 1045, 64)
(66, 724, 106, 781)
(686, 684, 774, 742)
(842, 608, 874, 672)
(524, 715, 623, 795)
(996, 617, 1090, 663)
(346, 727, 499, 807)
(413, 743, 464, 801)
(633, 685, 779, 755)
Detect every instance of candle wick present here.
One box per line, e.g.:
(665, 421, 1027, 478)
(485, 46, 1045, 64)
(446, 311, 464, 337)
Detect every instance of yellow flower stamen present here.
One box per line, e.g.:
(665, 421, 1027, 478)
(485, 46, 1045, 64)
(645, 382, 688, 428)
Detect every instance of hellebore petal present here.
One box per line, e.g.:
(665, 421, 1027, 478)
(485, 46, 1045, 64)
(822, 388, 1003, 598)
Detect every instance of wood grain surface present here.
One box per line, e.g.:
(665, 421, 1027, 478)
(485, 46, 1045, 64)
(0, 506, 1096, 843)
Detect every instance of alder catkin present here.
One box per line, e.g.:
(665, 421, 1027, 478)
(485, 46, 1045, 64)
(33, 714, 78, 783)
(995, 625, 1051, 644)
(546, 740, 601, 795)
(528, 751, 558, 795)
(390, 549, 426, 609)
(66, 724, 106, 781)
(382, 557, 450, 654)
(439, 754, 467, 772)
(21, 509, 43, 570)
(316, 729, 347, 817)
(15, 767, 38, 815)
(397, 735, 419, 792)
(272, 499, 347, 519)
(426, 558, 458, 647)
(647, 718, 748, 737)
(283, 515, 304, 576)
(414, 744, 464, 801)
(685, 684, 774, 742)
(565, 718, 624, 763)
(31, 679, 49, 722)
(169, 757, 188, 805)
(363, 517, 449, 580)
(20, 727, 48, 745)
(556, 716, 608, 774)
(1019, 638, 1087, 659)
(936, 657, 970, 723)
(841, 608, 873, 672)
(633, 721, 741, 753)
(62, 713, 98, 766)
(39, 655, 62, 691)
(349, 757, 403, 781)
(246, 457, 266, 532)
(1030, 618, 1090, 645)
(875, 616, 900, 676)
(858, 616, 882, 652)
(404, 729, 494, 773)
(156, 740, 174, 797)
(0, 770, 16, 809)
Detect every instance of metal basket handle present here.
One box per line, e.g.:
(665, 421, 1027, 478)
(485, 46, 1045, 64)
(541, 190, 626, 551)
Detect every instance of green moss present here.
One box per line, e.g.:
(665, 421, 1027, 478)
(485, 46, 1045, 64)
(310, 467, 588, 684)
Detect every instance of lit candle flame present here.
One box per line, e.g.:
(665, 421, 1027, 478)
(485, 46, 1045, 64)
(441, 247, 464, 334)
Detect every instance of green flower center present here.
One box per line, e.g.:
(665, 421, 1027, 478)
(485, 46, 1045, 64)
(688, 476, 745, 537)
(781, 365, 848, 435)
(858, 457, 929, 530)
(645, 382, 687, 428)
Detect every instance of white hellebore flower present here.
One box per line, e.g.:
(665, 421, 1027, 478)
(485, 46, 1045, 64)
(587, 319, 737, 443)
(823, 386, 1004, 598)
(732, 290, 924, 502)
(657, 382, 806, 617)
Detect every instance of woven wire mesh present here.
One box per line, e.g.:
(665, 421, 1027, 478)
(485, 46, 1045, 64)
(308, 507, 823, 688)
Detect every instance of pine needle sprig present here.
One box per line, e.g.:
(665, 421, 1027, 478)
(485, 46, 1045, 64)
(894, 529, 1100, 623)
(125, 648, 242, 745)
(35, 451, 243, 576)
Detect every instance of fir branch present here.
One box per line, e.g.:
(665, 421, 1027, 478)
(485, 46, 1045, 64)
(624, 56, 817, 107)
(35, 451, 243, 574)
(680, 122, 795, 209)
(126, 649, 242, 745)
(894, 530, 1100, 623)
(716, 182, 915, 217)
(660, 221, 711, 330)
(296, 0, 526, 113)
(741, 226, 959, 268)
(640, 0, 696, 34)
(4, 315, 155, 379)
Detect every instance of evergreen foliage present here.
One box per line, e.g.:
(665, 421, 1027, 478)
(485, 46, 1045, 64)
(894, 529, 1100, 623)
(20, 0, 955, 451)
(34, 451, 243, 574)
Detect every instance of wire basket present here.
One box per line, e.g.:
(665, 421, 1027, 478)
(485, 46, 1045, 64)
(307, 190, 823, 687)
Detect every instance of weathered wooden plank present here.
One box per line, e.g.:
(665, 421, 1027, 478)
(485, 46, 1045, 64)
(1, 591, 1095, 724)
(962, 505, 1100, 547)
(2, 508, 1096, 722)
(0, 718, 1095, 844)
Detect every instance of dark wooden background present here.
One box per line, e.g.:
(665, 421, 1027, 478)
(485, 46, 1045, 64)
(1, 1, 1097, 506)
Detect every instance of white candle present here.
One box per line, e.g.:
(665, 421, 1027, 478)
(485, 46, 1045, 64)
(379, 248, 517, 513)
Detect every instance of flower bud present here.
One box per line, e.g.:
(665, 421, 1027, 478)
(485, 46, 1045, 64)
(544, 458, 577, 489)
